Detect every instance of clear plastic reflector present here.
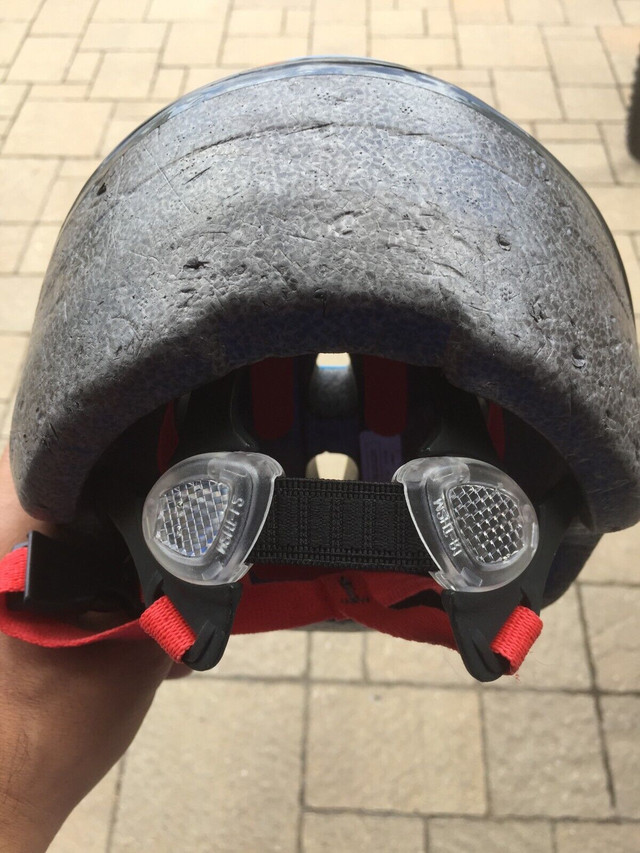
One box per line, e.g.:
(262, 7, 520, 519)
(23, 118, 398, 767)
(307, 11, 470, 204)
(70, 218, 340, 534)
(393, 457, 538, 592)
(143, 452, 283, 585)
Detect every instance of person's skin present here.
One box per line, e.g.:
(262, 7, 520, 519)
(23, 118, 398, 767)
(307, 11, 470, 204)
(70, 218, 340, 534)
(0, 451, 180, 852)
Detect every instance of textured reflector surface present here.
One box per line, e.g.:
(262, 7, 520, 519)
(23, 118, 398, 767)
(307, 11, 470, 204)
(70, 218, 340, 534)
(448, 484, 523, 563)
(155, 479, 229, 557)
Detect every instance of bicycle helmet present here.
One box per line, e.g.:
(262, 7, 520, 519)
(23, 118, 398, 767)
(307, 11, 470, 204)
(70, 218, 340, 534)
(2, 58, 638, 682)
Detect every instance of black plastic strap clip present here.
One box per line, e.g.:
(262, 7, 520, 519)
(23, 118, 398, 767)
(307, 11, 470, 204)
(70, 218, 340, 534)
(7, 530, 141, 617)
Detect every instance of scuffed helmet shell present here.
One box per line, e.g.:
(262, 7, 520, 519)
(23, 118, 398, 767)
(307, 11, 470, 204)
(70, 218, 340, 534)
(10, 58, 640, 540)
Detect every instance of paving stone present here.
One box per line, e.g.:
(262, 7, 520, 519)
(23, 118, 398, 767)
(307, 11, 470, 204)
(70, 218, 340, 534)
(365, 634, 470, 686)
(0, 335, 28, 398)
(4, 100, 112, 156)
(0, 396, 14, 437)
(32, 0, 93, 35)
(81, 22, 167, 51)
(546, 37, 616, 85)
(306, 685, 485, 813)
(29, 83, 89, 100)
(0, 22, 28, 66)
(111, 680, 304, 852)
(613, 235, 640, 311)
(555, 821, 640, 852)
(508, 0, 564, 23)
(581, 524, 640, 586)
(0, 226, 30, 273)
(486, 587, 591, 691)
(483, 691, 611, 817)
(92, 0, 148, 20)
(313, 24, 366, 55)
(581, 585, 640, 691)
(544, 141, 614, 183)
(452, 0, 509, 24)
(431, 68, 491, 85)
(601, 121, 640, 184)
(7, 36, 76, 82)
(0, 0, 41, 19)
(601, 696, 640, 818)
(543, 25, 599, 39)
(560, 87, 626, 121)
(285, 9, 312, 36)
(201, 629, 307, 678)
(310, 630, 364, 680)
(151, 68, 185, 101)
(585, 186, 640, 230)
(0, 158, 58, 222)
(617, 1, 640, 25)
(91, 51, 158, 99)
(427, 8, 454, 36)
(370, 37, 457, 66)
(0, 83, 26, 118)
(315, 0, 366, 24)
(494, 70, 562, 120)
(223, 36, 308, 66)
(562, 0, 621, 24)
(534, 122, 601, 141)
(147, 0, 229, 21)
(371, 9, 425, 36)
(429, 818, 553, 852)
(229, 8, 283, 35)
(59, 158, 101, 178)
(49, 764, 120, 853)
(18, 224, 59, 274)
(164, 22, 226, 65)
(184, 67, 236, 92)
(0, 277, 43, 331)
(303, 813, 425, 852)
(599, 25, 640, 84)
(66, 50, 101, 83)
(458, 25, 547, 67)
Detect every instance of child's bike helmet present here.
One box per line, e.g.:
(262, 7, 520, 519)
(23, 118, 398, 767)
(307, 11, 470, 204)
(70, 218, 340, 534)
(2, 58, 638, 682)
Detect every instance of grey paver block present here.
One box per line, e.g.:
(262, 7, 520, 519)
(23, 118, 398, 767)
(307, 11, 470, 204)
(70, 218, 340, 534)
(365, 634, 471, 686)
(581, 585, 640, 691)
(310, 630, 364, 681)
(429, 817, 553, 852)
(555, 821, 640, 852)
(306, 685, 485, 814)
(0, 335, 28, 399)
(0, 277, 43, 332)
(302, 812, 425, 852)
(580, 520, 640, 583)
(601, 696, 640, 818)
(4, 100, 112, 156)
(483, 691, 611, 817)
(203, 629, 307, 678)
(112, 679, 305, 852)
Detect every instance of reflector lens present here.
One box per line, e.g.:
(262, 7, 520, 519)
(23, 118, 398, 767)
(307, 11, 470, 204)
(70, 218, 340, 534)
(393, 457, 539, 592)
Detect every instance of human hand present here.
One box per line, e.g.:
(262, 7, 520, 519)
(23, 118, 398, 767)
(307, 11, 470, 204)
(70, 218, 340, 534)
(0, 451, 175, 852)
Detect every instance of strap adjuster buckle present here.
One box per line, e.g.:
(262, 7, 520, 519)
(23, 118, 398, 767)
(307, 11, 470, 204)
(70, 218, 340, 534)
(7, 530, 140, 617)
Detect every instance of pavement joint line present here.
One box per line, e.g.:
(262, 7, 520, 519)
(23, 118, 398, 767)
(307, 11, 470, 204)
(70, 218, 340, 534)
(295, 630, 312, 853)
(574, 582, 618, 812)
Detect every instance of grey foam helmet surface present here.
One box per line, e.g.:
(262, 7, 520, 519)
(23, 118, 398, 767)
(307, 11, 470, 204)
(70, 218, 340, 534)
(10, 58, 640, 594)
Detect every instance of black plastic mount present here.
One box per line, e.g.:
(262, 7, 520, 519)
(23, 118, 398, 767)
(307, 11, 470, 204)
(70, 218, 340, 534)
(104, 488, 242, 671)
(6, 529, 141, 617)
(441, 477, 575, 682)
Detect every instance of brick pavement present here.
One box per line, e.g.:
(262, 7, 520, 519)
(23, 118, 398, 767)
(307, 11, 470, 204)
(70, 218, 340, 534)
(0, 1, 639, 851)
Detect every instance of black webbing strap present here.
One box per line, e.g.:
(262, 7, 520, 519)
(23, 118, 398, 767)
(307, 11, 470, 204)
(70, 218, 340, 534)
(249, 478, 437, 574)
